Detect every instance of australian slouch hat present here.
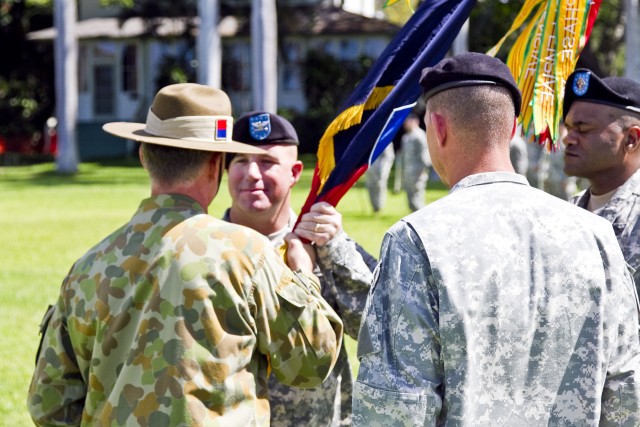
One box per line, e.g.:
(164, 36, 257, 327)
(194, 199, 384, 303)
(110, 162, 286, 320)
(103, 83, 267, 154)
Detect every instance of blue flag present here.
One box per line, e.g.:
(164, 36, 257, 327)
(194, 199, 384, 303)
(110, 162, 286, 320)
(299, 0, 477, 217)
(369, 102, 416, 166)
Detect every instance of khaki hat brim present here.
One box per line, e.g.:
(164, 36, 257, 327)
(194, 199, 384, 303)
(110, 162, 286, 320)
(103, 122, 268, 154)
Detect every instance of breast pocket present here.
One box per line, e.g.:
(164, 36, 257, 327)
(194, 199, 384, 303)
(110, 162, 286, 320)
(353, 381, 440, 426)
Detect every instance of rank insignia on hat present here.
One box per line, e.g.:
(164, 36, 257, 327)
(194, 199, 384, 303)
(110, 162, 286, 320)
(249, 114, 271, 140)
(573, 71, 590, 96)
(215, 118, 228, 141)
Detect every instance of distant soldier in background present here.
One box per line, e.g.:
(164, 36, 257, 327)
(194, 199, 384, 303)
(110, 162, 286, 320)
(542, 122, 579, 200)
(400, 112, 432, 211)
(509, 128, 528, 176)
(366, 143, 395, 213)
(526, 130, 579, 200)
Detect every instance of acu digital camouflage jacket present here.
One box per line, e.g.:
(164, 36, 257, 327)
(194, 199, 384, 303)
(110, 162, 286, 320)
(354, 172, 640, 426)
(571, 167, 640, 294)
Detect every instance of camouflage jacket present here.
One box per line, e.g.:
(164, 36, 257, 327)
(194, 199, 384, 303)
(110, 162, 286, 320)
(223, 209, 373, 426)
(354, 172, 640, 426)
(571, 168, 640, 293)
(400, 126, 431, 173)
(28, 194, 343, 426)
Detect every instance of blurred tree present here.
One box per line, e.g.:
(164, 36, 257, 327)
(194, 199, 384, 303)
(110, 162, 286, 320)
(0, 0, 54, 145)
(154, 53, 197, 89)
(294, 50, 372, 153)
(582, 0, 625, 76)
(467, 0, 525, 56)
(101, 0, 197, 17)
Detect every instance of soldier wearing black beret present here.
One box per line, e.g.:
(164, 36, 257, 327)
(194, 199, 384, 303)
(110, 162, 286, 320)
(562, 68, 640, 291)
(353, 52, 640, 426)
(222, 111, 376, 427)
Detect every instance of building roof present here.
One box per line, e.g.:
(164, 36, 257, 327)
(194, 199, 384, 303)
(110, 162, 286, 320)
(27, 5, 399, 41)
(281, 5, 399, 35)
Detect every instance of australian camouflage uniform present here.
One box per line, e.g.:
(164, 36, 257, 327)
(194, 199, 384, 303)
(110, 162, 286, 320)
(28, 194, 343, 426)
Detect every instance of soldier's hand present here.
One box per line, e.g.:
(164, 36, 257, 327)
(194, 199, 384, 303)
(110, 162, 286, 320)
(284, 232, 316, 274)
(294, 202, 342, 247)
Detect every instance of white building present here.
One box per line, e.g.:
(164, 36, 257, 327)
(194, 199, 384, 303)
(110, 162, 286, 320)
(28, 0, 397, 159)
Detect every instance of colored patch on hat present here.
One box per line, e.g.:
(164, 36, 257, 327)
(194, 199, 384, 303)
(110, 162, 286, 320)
(573, 71, 590, 97)
(215, 119, 227, 140)
(249, 114, 271, 141)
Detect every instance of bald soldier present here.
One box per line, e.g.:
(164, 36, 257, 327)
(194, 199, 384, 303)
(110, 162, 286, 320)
(563, 68, 640, 291)
(353, 53, 640, 425)
(27, 84, 343, 426)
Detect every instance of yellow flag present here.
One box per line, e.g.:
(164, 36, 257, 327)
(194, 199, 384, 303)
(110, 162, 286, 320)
(488, 0, 602, 150)
(487, 0, 545, 58)
(530, 1, 558, 144)
(383, 0, 404, 8)
(554, 0, 593, 140)
(507, 4, 546, 135)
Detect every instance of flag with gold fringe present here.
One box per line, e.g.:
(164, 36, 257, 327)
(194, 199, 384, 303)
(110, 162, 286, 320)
(297, 0, 476, 220)
(487, 0, 601, 151)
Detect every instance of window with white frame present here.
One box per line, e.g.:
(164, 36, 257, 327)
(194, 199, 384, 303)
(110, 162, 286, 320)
(282, 40, 303, 91)
(78, 45, 89, 93)
(92, 42, 116, 116)
(222, 42, 251, 91)
(121, 44, 138, 93)
(339, 39, 359, 60)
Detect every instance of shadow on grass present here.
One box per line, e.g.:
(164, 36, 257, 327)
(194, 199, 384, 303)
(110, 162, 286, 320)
(1, 157, 147, 188)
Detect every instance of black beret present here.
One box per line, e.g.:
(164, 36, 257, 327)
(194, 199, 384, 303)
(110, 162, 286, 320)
(419, 52, 522, 117)
(232, 111, 299, 146)
(563, 69, 640, 119)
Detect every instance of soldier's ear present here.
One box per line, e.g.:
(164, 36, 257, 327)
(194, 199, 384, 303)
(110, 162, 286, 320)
(290, 160, 303, 185)
(430, 112, 447, 148)
(138, 145, 147, 170)
(625, 126, 640, 152)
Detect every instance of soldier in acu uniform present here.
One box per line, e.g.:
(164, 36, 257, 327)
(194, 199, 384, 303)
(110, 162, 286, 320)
(353, 53, 640, 426)
(563, 69, 640, 292)
(400, 112, 431, 211)
(224, 111, 375, 426)
(27, 84, 343, 426)
(366, 143, 395, 213)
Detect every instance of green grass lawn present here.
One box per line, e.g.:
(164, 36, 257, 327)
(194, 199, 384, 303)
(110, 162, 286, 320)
(0, 157, 448, 426)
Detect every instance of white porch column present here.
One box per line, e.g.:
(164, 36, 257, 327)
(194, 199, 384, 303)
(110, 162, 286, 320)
(625, 0, 640, 81)
(251, 0, 278, 112)
(197, 0, 221, 88)
(54, 0, 79, 173)
(452, 18, 469, 55)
